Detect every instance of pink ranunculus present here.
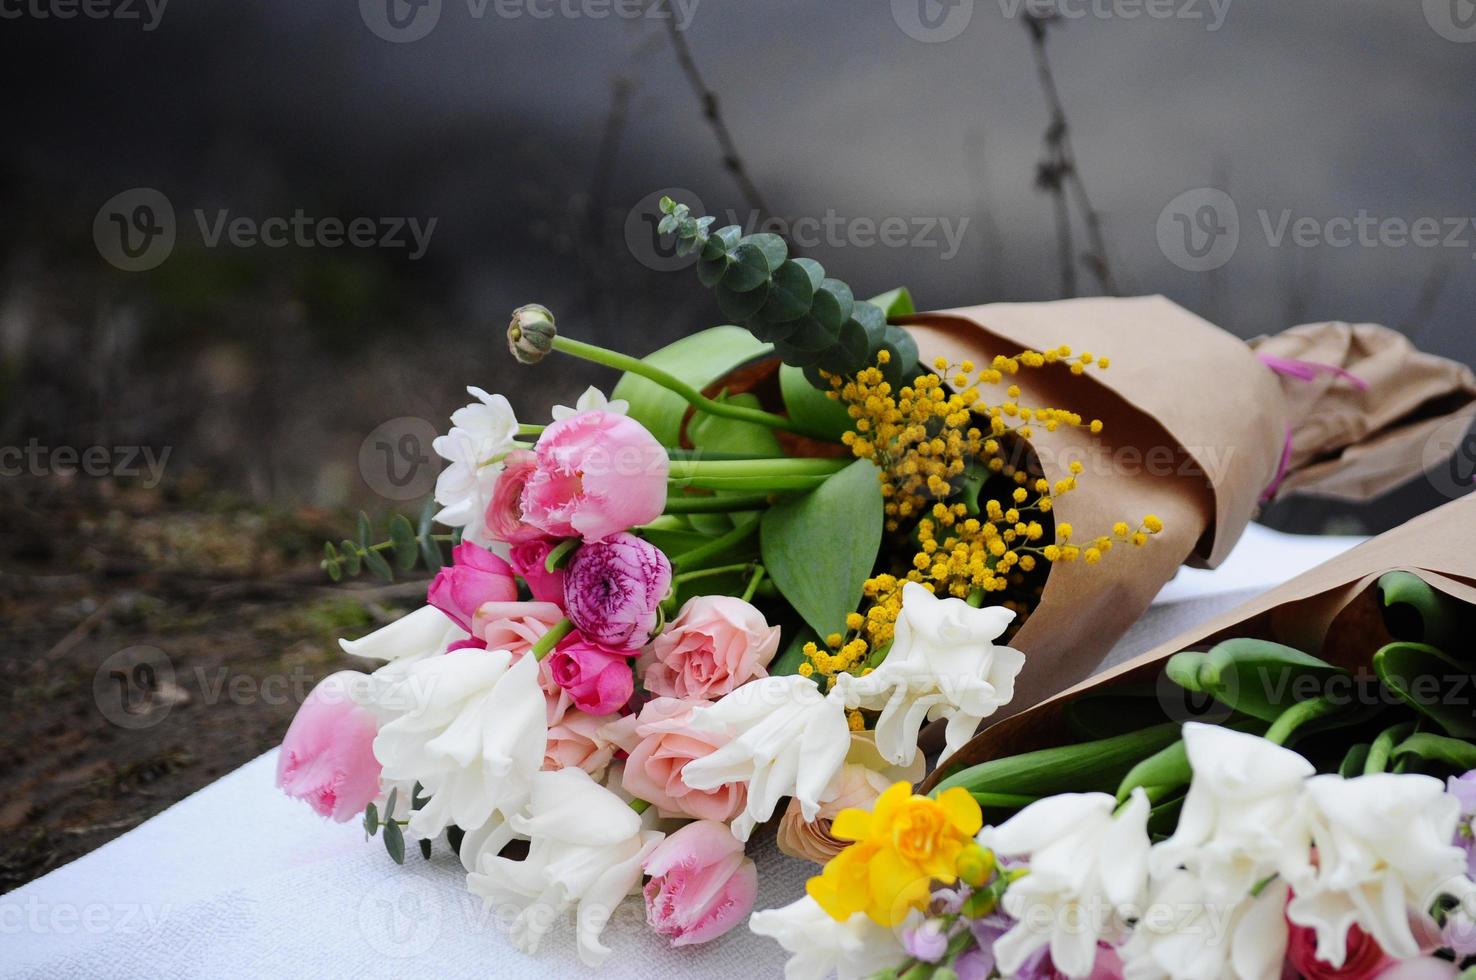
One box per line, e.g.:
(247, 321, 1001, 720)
(543, 704, 619, 778)
(1287, 917, 1392, 980)
(470, 600, 565, 658)
(546, 631, 634, 715)
(643, 820, 758, 948)
(485, 449, 546, 544)
(641, 595, 779, 700)
(603, 697, 745, 822)
(563, 532, 671, 650)
(508, 538, 568, 605)
(275, 671, 381, 822)
(520, 410, 668, 542)
(426, 541, 519, 633)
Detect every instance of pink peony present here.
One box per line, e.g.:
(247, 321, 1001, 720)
(426, 542, 518, 633)
(508, 538, 568, 605)
(275, 671, 382, 822)
(485, 449, 546, 544)
(1287, 917, 1392, 980)
(563, 532, 671, 650)
(520, 410, 668, 542)
(643, 820, 758, 948)
(603, 697, 746, 822)
(470, 600, 564, 657)
(546, 632, 635, 715)
(641, 595, 779, 700)
(543, 704, 619, 778)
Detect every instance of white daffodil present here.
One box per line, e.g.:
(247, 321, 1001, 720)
(748, 895, 909, 980)
(1286, 772, 1476, 965)
(432, 386, 519, 545)
(467, 767, 663, 967)
(550, 385, 629, 421)
(369, 648, 545, 842)
(834, 581, 1024, 766)
(681, 674, 851, 841)
(1120, 869, 1290, 980)
(339, 604, 466, 664)
(1149, 723, 1314, 901)
(981, 788, 1152, 979)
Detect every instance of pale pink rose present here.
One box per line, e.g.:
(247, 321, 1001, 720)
(643, 820, 758, 948)
(485, 449, 546, 544)
(426, 541, 518, 633)
(641, 595, 779, 700)
(520, 410, 668, 542)
(546, 632, 634, 715)
(275, 671, 381, 822)
(776, 731, 926, 864)
(470, 600, 564, 657)
(603, 697, 745, 822)
(543, 706, 618, 778)
(508, 538, 567, 605)
(563, 533, 671, 650)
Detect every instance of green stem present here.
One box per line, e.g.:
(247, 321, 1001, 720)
(551, 335, 805, 434)
(529, 618, 574, 660)
(517, 423, 545, 437)
(966, 590, 985, 608)
(544, 537, 580, 572)
(667, 458, 847, 479)
(629, 798, 652, 815)
(1365, 722, 1418, 775)
(671, 562, 757, 588)
(669, 475, 830, 492)
(664, 491, 775, 514)
(1265, 697, 1341, 745)
(741, 565, 766, 603)
(669, 515, 760, 571)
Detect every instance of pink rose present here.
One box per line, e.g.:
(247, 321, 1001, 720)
(604, 697, 745, 822)
(485, 449, 545, 544)
(643, 820, 758, 948)
(426, 542, 518, 633)
(563, 532, 671, 650)
(520, 410, 668, 542)
(641, 595, 779, 700)
(508, 538, 567, 605)
(1287, 916, 1392, 980)
(544, 705, 618, 778)
(547, 632, 634, 715)
(275, 671, 381, 822)
(470, 600, 564, 657)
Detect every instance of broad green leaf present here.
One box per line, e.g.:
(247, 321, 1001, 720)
(1393, 732, 1476, 770)
(687, 391, 784, 458)
(760, 459, 882, 639)
(779, 363, 852, 441)
(931, 723, 1182, 799)
(770, 622, 820, 677)
(1379, 571, 1459, 651)
(1062, 688, 1171, 739)
(612, 326, 771, 446)
(638, 516, 719, 556)
(867, 287, 916, 318)
(1115, 739, 1188, 803)
(1166, 638, 1345, 722)
(1373, 641, 1476, 737)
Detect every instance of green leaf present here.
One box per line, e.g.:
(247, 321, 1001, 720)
(419, 838, 433, 861)
(717, 279, 770, 321)
(850, 301, 888, 352)
(779, 363, 852, 441)
(363, 802, 379, 837)
(878, 325, 920, 388)
(1115, 739, 1188, 803)
(637, 516, 716, 556)
(722, 241, 770, 292)
(816, 318, 870, 375)
(363, 548, 394, 583)
(771, 336, 825, 367)
(810, 279, 854, 333)
(1338, 742, 1371, 777)
(757, 260, 815, 323)
(385, 786, 399, 817)
(743, 232, 787, 270)
(931, 724, 1183, 800)
(746, 315, 800, 344)
(687, 392, 784, 458)
(357, 512, 372, 549)
(781, 313, 841, 353)
(1392, 732, 1476, 770)
(389, 514, 419, 572)
(697, 254, 730, 288)
(383, 821, 406, 865)
(612, 326, 772, 446)
(418, 533, 443, 571)
(760, 459, 882, 638)
(1165, 638, 1346, 722)
(701, 224, 741, 260)
(1379, 571, 1460, 650)
(792, 256, 825, 291)
(1373, 641, 1476, 737)
(1062, 689, 1171, 739)
(446, 825, 466, 855)
(867, 286, 916, 318)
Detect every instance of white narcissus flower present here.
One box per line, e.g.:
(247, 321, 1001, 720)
(1286, 773, 1476, 965)
(369, 648, 545, 842)
(834, 581, 1024, 766)
(339, 604, 467, 664)
(432, 386, 519, 545)
(466, 767, 663, 967)
(1149, 722, 1314, 900)
(680, 675, 851, 841)
(1120, 869, 1290, 980)
(981, 788, 1152, 979)
(748, 895, 909, 980)
(550, 385, 629, 421)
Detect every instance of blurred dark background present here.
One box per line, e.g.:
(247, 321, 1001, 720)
(1, 0, 1474, 888)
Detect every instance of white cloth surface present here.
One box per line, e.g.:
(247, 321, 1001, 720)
(1, 524, 1365, 979)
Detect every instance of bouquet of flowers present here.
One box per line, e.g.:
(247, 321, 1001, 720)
(749, 494, 1476, 979)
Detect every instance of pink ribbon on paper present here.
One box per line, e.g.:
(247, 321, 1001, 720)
(1256, 353, 1371, 504)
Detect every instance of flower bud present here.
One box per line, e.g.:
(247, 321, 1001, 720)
(508, 303, 556, 364)
(955, 843, 995, 888)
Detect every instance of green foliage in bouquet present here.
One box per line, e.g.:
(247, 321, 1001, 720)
(321, 499, 451, 583)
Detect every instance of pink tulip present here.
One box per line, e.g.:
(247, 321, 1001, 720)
(508, 538, 568, 605)
(520, 410, 668, 542)
(603, 697, 745, 822)
(563, 532, 671, 650)
(643, 820, 758, 947)
(546, 632, 635, 715)
(485, 449, 546, 544)
(426, 542, 518, 633)
(275, 672, 382, 822)
(641, 595, 779, 700)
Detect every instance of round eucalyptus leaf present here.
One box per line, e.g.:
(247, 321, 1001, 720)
(746, 314, 799, 343)
(772, 336, 826, 367)
(757, 260, 815, 323)
(717, 279, 771, 321)
(741, 232, 788, 270)
(810, 279, 855, 333)
(722, 241, 770, 292)
(702, 224, 741, 261)
(697, 254, 730, 288)
(817, 318, 870, 375)
(792, 256, 825, 291)
(783, 312, 843, 352)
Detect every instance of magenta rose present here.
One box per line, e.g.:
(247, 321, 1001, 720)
(485, 449, 545, 544)
(275, 671, 381, 822)
(547, 632, 634, 715)
(1286, 915, 1391, 980)
(603, 697, 745, 822)
(643, 820, 758, 948)
(563, 532, 671, 650)
(426, 541, 518, 633)
(508, 538, 567, 605)
(641, 595, 779, 700)
(520, 410, 668, 542)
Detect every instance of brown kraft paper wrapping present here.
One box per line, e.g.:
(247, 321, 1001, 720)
(921, 491, 1476, 791)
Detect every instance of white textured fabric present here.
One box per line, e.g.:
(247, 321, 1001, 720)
(1, 524, 1364, 979)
